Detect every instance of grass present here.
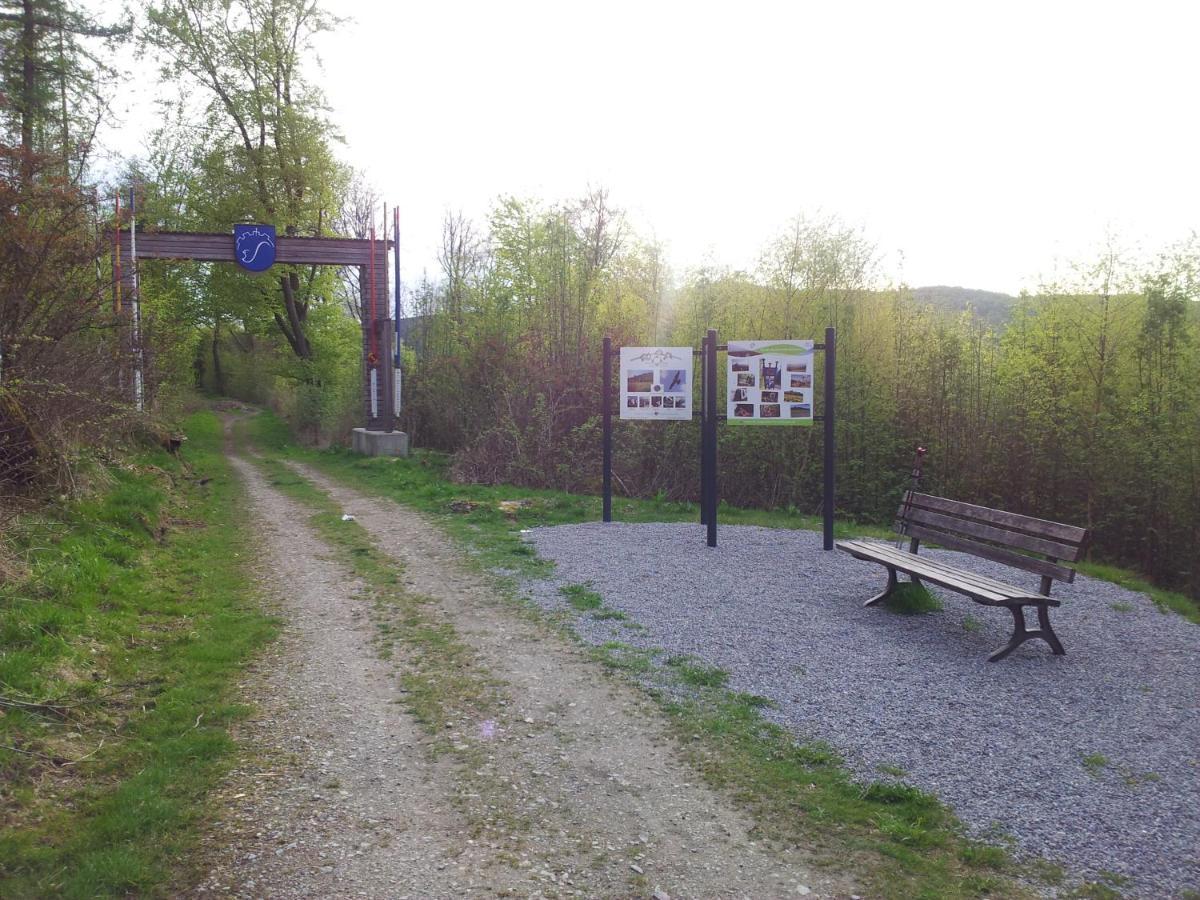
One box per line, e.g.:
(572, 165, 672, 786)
(1077, 560, 1199, 624)
(0, 411, 275, 898)
(883, 581, 943, 615)
(1082, 753, 1110, 775)
(560, 583, 603, 611)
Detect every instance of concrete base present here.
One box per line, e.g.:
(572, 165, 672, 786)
(352, 428, 410, 457)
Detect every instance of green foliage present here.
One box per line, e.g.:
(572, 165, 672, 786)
(398, 205, 1200, 612)
(884, 582, 944, 615)
(1082, 753, 1110, 775)
(665, 655, 730, 689)
(559, 583, 603, 611)
(0, 411, 274, 896)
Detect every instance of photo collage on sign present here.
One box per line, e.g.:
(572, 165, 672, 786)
(619, 347, 693, 420)
(726, 340, 814, 424)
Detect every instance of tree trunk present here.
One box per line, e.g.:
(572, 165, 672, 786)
(212, 320, 226, 395)
(20, 0, 37, 180)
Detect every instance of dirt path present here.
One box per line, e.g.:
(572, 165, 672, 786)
(196, 428, 858, 898)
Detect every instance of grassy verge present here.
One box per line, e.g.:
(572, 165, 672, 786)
(0, 411, 275, 898)
(1075, 561, 1199, 624)
(242, 410, 1050, 898)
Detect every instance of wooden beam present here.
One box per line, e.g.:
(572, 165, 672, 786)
(113, 230, 391, 267)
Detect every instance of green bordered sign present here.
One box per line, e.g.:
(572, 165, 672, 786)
(727, 340, 814, 425)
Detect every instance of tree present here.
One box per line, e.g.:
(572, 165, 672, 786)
(0, 0, 128, 182)
(143, 0, 348, 359)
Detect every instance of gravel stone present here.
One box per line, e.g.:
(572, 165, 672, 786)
(524, 522, 1200, 897)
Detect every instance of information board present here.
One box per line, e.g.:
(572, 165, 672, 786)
(619, 346, 693, 420)
(726, 340, 814, 424)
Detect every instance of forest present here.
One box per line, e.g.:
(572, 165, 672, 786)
(3, 0, 1199, 605)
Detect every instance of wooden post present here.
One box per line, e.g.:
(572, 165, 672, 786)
(705, 328, 719, 548)
(602, 336, 613, 523)
(823, 326, 836, 550)
(699, 335, 709, 526)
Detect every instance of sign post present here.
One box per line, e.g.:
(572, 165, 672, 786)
(822, 326, 836, 550)
(703, 328, 718, 547)
(602, 335, 613, 523)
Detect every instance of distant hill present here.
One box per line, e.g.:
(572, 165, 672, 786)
(912, 286, 1017, 325)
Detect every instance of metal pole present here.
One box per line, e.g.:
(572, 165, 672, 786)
(602, 336, 613, 523)
(699, 335, 709, 526)
(705, 328, 718, 547)
(823, 325, 836, 550)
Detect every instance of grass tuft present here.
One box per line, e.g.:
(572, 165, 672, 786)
(560, 583, 603, 611)
(884, 581, 943, 615)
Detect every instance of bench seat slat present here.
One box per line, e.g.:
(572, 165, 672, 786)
(903, 523, 1078, 583)
(835, 540, 1060, 606)
(836, 541, 1016, 603)
(907, 493, 1088, 546)
(902, 505, 1083, 561)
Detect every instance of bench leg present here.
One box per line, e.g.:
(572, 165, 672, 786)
(988, 604, 1067, 662)
(1037, 604, 1066, 655)
(864, 566, 897, 607)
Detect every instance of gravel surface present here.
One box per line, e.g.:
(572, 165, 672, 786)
(523, 522, 1200, 898)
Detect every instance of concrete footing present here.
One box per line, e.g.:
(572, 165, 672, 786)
(351, 428, 410, 457)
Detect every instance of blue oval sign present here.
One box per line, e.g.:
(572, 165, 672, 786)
(234, 224, 276, 272)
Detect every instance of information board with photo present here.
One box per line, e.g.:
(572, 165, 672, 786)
(726, 340, 814, 424)
(619, 346, 693, 420)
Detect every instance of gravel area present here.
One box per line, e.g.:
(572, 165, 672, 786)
(522, 522, 1200, 898)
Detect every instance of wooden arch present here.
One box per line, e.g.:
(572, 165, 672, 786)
(113, 229, 396, 432)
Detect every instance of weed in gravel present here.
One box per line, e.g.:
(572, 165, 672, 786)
(560, 583, 603, 611)
(666, 655, 730, 689)
(1082, 753, 1109, 775)
(883, 582, 943, 614)
(591, 609, 627, 621)
(1109, 601, 1134, 613)
(876, 763, 908, 778)
(962, 615, 983, 632)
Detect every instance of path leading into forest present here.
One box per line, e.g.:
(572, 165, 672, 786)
(193, 421, 858, 898)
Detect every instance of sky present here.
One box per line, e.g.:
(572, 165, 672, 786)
(100, 0, 1200, 296)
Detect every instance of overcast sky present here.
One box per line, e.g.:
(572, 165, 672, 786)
(103, 0, 1199, 295)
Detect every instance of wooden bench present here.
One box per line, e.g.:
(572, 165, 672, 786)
(836, 493, 1090, 661)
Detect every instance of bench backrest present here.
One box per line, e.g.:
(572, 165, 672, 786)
(896, 492, 1089, 588)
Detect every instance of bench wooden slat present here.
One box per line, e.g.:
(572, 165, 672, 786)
(900, 505, 1084, 562)
(904, 523, 1078, 583)
(906, 493, 1088, 546)
(836, 541, 1017, 603)
(836, 540, 1055, 603)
